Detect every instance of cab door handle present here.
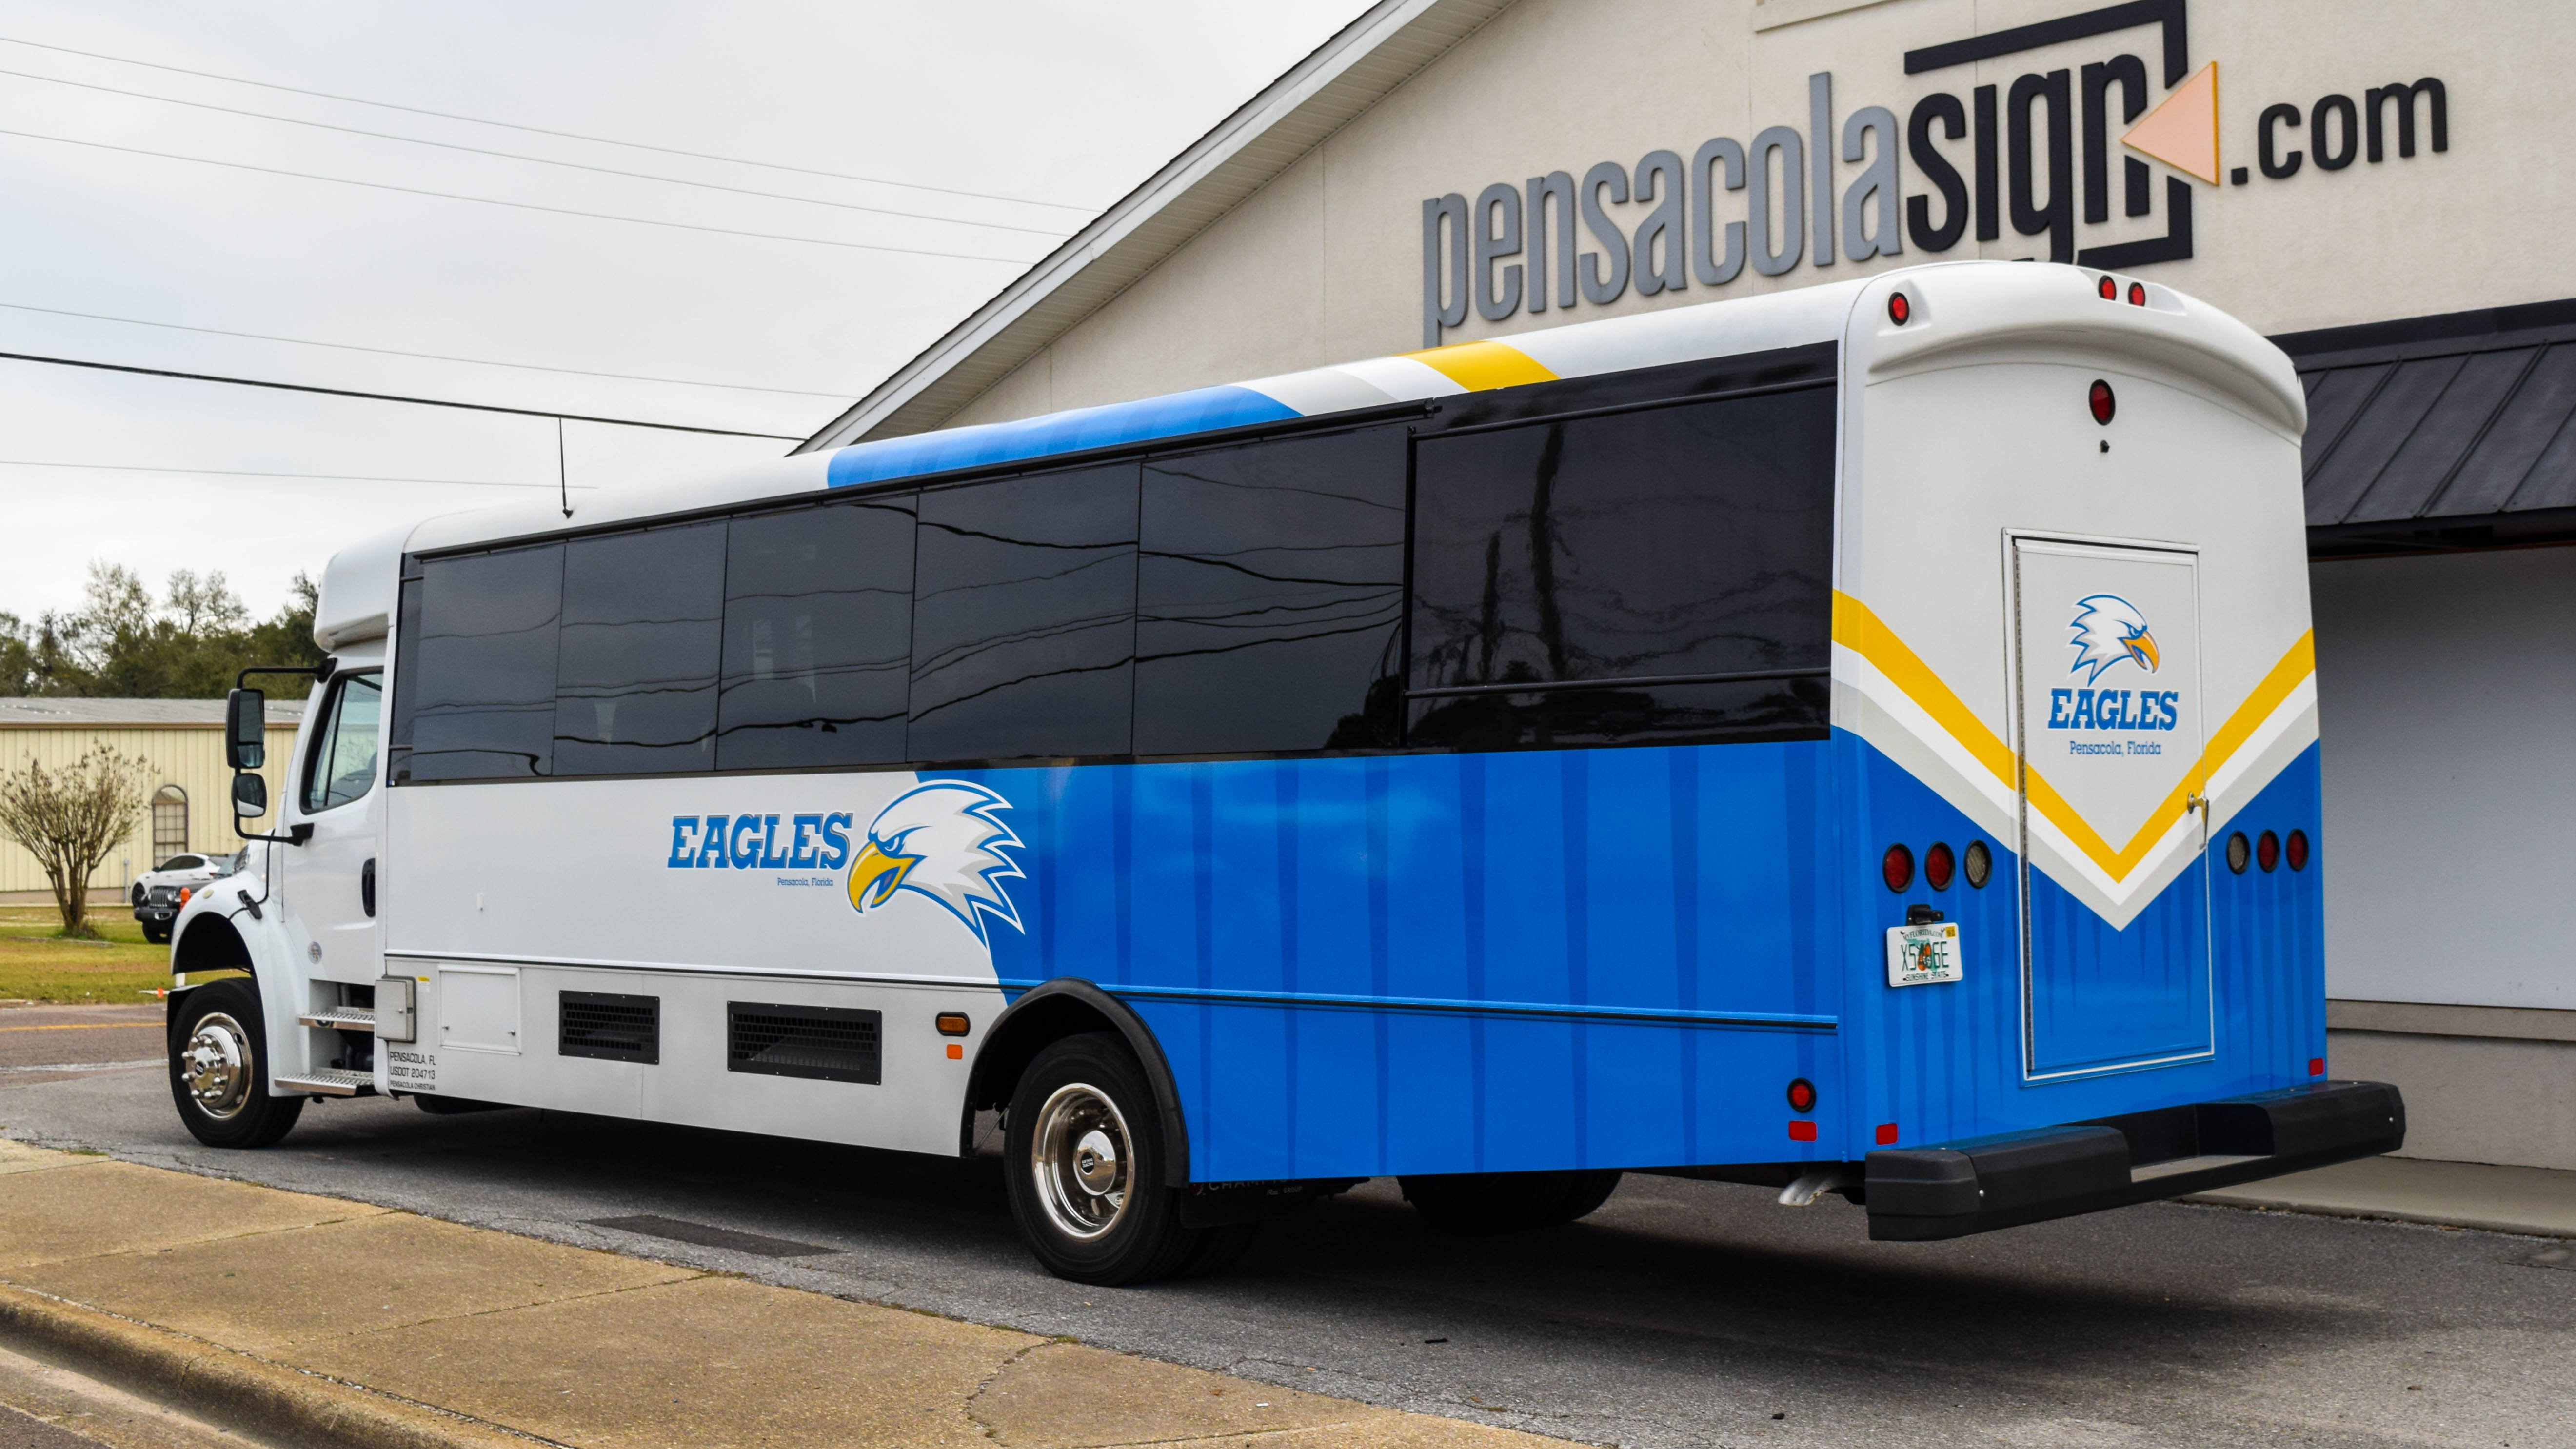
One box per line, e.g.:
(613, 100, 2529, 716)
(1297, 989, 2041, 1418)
(361, 858, 376, 918)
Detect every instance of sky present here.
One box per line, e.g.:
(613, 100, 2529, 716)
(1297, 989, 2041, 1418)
(0, 0, 1373, 624)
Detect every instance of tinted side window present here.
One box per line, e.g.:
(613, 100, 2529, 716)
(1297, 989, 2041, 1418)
(553, 523, 726, 775)
(909, 465, 1137, 762)
(1409, 387, 1834, 747)
(718, 496, 915, 770)
(408, 545, 562, 780)
(1135, 427, 1405, 755)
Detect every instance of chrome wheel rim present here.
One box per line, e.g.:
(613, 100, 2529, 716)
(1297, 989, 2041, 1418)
(181, 1012, 255, 1120)
(1031, 1082, 1131, 1241)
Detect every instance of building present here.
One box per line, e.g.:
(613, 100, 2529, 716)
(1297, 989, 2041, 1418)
(0, 699, 306, 902)
(800, 0, 2575, 1169)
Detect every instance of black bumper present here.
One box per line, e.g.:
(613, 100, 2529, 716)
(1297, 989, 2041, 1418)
(133, 907, 175, 925)
(1864, 1080, 2406, 1241)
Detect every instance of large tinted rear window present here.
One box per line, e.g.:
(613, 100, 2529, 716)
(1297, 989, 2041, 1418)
(1407, 387, 1834, 748)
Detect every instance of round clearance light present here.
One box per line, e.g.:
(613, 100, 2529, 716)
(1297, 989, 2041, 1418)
(1786, 1077, 1818, 1113)
(1924, 841, 1957, 892)
(1963, 839, 1994, 889)
(1887, 292, 1911, 325)
(2286, 828, 2312, 872)
(2226, 831, 2251, 874)
(1882, 842, 1915, 893)
(2089, 378, 2117, 425)
(2257, 829, 2281, 873)
(2128, 281, 2147, 306)
(2098, 275, 2118, 299)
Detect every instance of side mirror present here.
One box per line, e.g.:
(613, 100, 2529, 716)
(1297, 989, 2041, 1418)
(225, 688, 267, 770)
(232, 771, 269, 820)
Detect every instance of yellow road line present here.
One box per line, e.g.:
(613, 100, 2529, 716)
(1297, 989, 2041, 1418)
(0, 1021, 159, 1032)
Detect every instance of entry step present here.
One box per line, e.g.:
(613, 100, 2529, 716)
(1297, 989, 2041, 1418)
(276, 1068, 373, 1096)
(298, 1008, 377, 1032)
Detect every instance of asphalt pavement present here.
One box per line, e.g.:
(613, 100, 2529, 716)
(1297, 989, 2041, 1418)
(5, 1004, 2571, 1449)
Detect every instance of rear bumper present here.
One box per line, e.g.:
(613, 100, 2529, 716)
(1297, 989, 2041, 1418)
(1864, 1080, 2406, 1241)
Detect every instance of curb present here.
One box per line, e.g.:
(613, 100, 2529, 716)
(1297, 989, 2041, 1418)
(0, 1282, 544, 1449)
(2180, 1192, 2576, 1239)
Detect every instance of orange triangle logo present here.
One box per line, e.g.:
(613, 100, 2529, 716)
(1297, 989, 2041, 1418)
(2122, 60, 2219, 185)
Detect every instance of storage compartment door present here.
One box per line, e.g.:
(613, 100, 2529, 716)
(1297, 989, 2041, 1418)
(2011, 538, 2212, 1078)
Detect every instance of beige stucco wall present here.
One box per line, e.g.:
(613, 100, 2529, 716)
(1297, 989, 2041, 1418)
(0, 722, 300, 895)
(949, 0, 2565, 428)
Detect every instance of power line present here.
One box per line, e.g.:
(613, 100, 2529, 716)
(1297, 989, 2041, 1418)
(0, 298, 851, 397)
(0, 126, 1049, 265)
(0, 32, 1098, 215)
(0, 66, 1076, 238)
(0, 346, 807, 438)
(0, 458, 594, 491)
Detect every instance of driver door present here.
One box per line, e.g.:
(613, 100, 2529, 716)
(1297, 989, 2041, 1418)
(284, 670, 385, 981)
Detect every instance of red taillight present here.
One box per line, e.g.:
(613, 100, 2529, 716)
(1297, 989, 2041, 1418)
(2098, 275, 2117, 299)
(2309, 1057, 2326, 1077)
(2128, 281, 2147, 306)
(2257, 829, 2281, 873)
(2089, 379, 2116, 425)
(1923, 841, 1956, 892)
(2286, 829, 2311, 871)
(1788, 1120, 1818, 1142)
(1881, 843, 1914, 893)
(1887, 292, 1911, 325)
(1786, 1077, 1817, 1113)
(1876, 1123, 1899, 1145)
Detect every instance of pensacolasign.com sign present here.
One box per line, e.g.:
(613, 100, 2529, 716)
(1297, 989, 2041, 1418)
(1418, 0, 2451, 346)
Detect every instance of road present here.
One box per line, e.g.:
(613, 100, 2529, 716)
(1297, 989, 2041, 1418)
(3, 1004, 2570, 1449)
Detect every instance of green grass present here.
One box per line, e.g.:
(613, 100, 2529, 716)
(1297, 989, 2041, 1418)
(0, 904, 172, 1003)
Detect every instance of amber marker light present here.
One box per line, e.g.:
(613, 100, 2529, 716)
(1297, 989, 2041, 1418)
(935, 1012, 971, 1036)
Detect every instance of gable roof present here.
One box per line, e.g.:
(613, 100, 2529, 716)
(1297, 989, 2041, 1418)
(794, 0, 1517, 454)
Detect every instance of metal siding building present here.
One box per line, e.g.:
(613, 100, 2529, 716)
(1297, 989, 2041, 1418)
(0, 700, 305, 898)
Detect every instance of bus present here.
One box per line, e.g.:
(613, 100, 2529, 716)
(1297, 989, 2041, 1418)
(168, 260, 2402, 1284)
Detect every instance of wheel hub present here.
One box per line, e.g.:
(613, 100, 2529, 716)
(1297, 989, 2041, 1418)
(181, 1012, 254, 1120)
(1032, 1082, 1132, 1241)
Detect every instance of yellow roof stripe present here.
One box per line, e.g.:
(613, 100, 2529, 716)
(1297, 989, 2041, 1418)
(1833, 591, 2315, 883)
(1404, 340, 1557, 391)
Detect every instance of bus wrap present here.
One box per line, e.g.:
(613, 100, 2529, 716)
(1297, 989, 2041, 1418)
(167, 260, 2401, 1282)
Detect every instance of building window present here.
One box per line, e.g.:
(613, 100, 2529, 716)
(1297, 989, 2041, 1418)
(152, 785, 188, 858)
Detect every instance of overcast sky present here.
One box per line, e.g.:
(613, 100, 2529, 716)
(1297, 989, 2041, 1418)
(0, 0, 1371, 624)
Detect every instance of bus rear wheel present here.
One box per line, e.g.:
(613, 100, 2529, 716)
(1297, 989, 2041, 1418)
(1004, 1032, 1213, 1285)
(1399, 1169, 1624, 1233)
(169, 977, 303, 1150)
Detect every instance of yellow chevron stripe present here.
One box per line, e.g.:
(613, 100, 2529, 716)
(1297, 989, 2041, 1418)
(1832, 592, 2314, 883)
(1403, 340, 1557, 391)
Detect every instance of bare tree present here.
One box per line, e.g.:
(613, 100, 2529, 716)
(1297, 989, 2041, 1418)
(0, 745, 149, 938)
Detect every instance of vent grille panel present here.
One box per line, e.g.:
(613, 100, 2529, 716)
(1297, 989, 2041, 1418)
(727, 1002, 881, 1085)
(559, 991, 659, 1064)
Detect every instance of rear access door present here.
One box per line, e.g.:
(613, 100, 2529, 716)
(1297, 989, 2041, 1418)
(2009, 537, 2212, 1079)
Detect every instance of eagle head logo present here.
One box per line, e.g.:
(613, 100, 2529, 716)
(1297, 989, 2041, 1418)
(2067, 594, 2160, 685)
(846, 781, 1025, 944)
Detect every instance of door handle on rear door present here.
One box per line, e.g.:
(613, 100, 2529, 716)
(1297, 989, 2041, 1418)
(362, 858, 376, 918)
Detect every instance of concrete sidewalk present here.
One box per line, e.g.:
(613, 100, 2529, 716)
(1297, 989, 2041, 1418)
(0, 1140, 1565, 1449)
(2187, 1153, 2576, 1237)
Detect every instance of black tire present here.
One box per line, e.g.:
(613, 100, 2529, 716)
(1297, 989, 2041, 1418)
(1400, 1169, 1625, 1234)
(129, 882, 145, 907)
(168, 978, 303, 1149)
(1003, 1032, 1206, 1286)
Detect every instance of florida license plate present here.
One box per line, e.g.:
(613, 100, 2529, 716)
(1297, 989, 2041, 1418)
(1885, 921, 1963, 987)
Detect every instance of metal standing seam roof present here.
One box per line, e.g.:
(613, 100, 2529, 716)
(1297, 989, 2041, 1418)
(795, 0, 1517, 453)
(0, 698, 309, 727)
(2283, 298, 2576, 556)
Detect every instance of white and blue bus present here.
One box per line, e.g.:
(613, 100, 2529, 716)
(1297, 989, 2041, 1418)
(170, 260, 2400, 1283)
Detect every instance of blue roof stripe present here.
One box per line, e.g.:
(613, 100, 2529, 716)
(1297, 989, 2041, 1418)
(825, 384, 1302, 489)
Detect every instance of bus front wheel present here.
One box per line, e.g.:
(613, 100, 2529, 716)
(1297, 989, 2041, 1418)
(1004, 1032, 1217, 1285)
(169, 978, 303, 1150)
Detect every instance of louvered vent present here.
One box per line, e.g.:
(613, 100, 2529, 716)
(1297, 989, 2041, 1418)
(727, 1002, 881, 1085)
(559, 991, 659, 1064)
